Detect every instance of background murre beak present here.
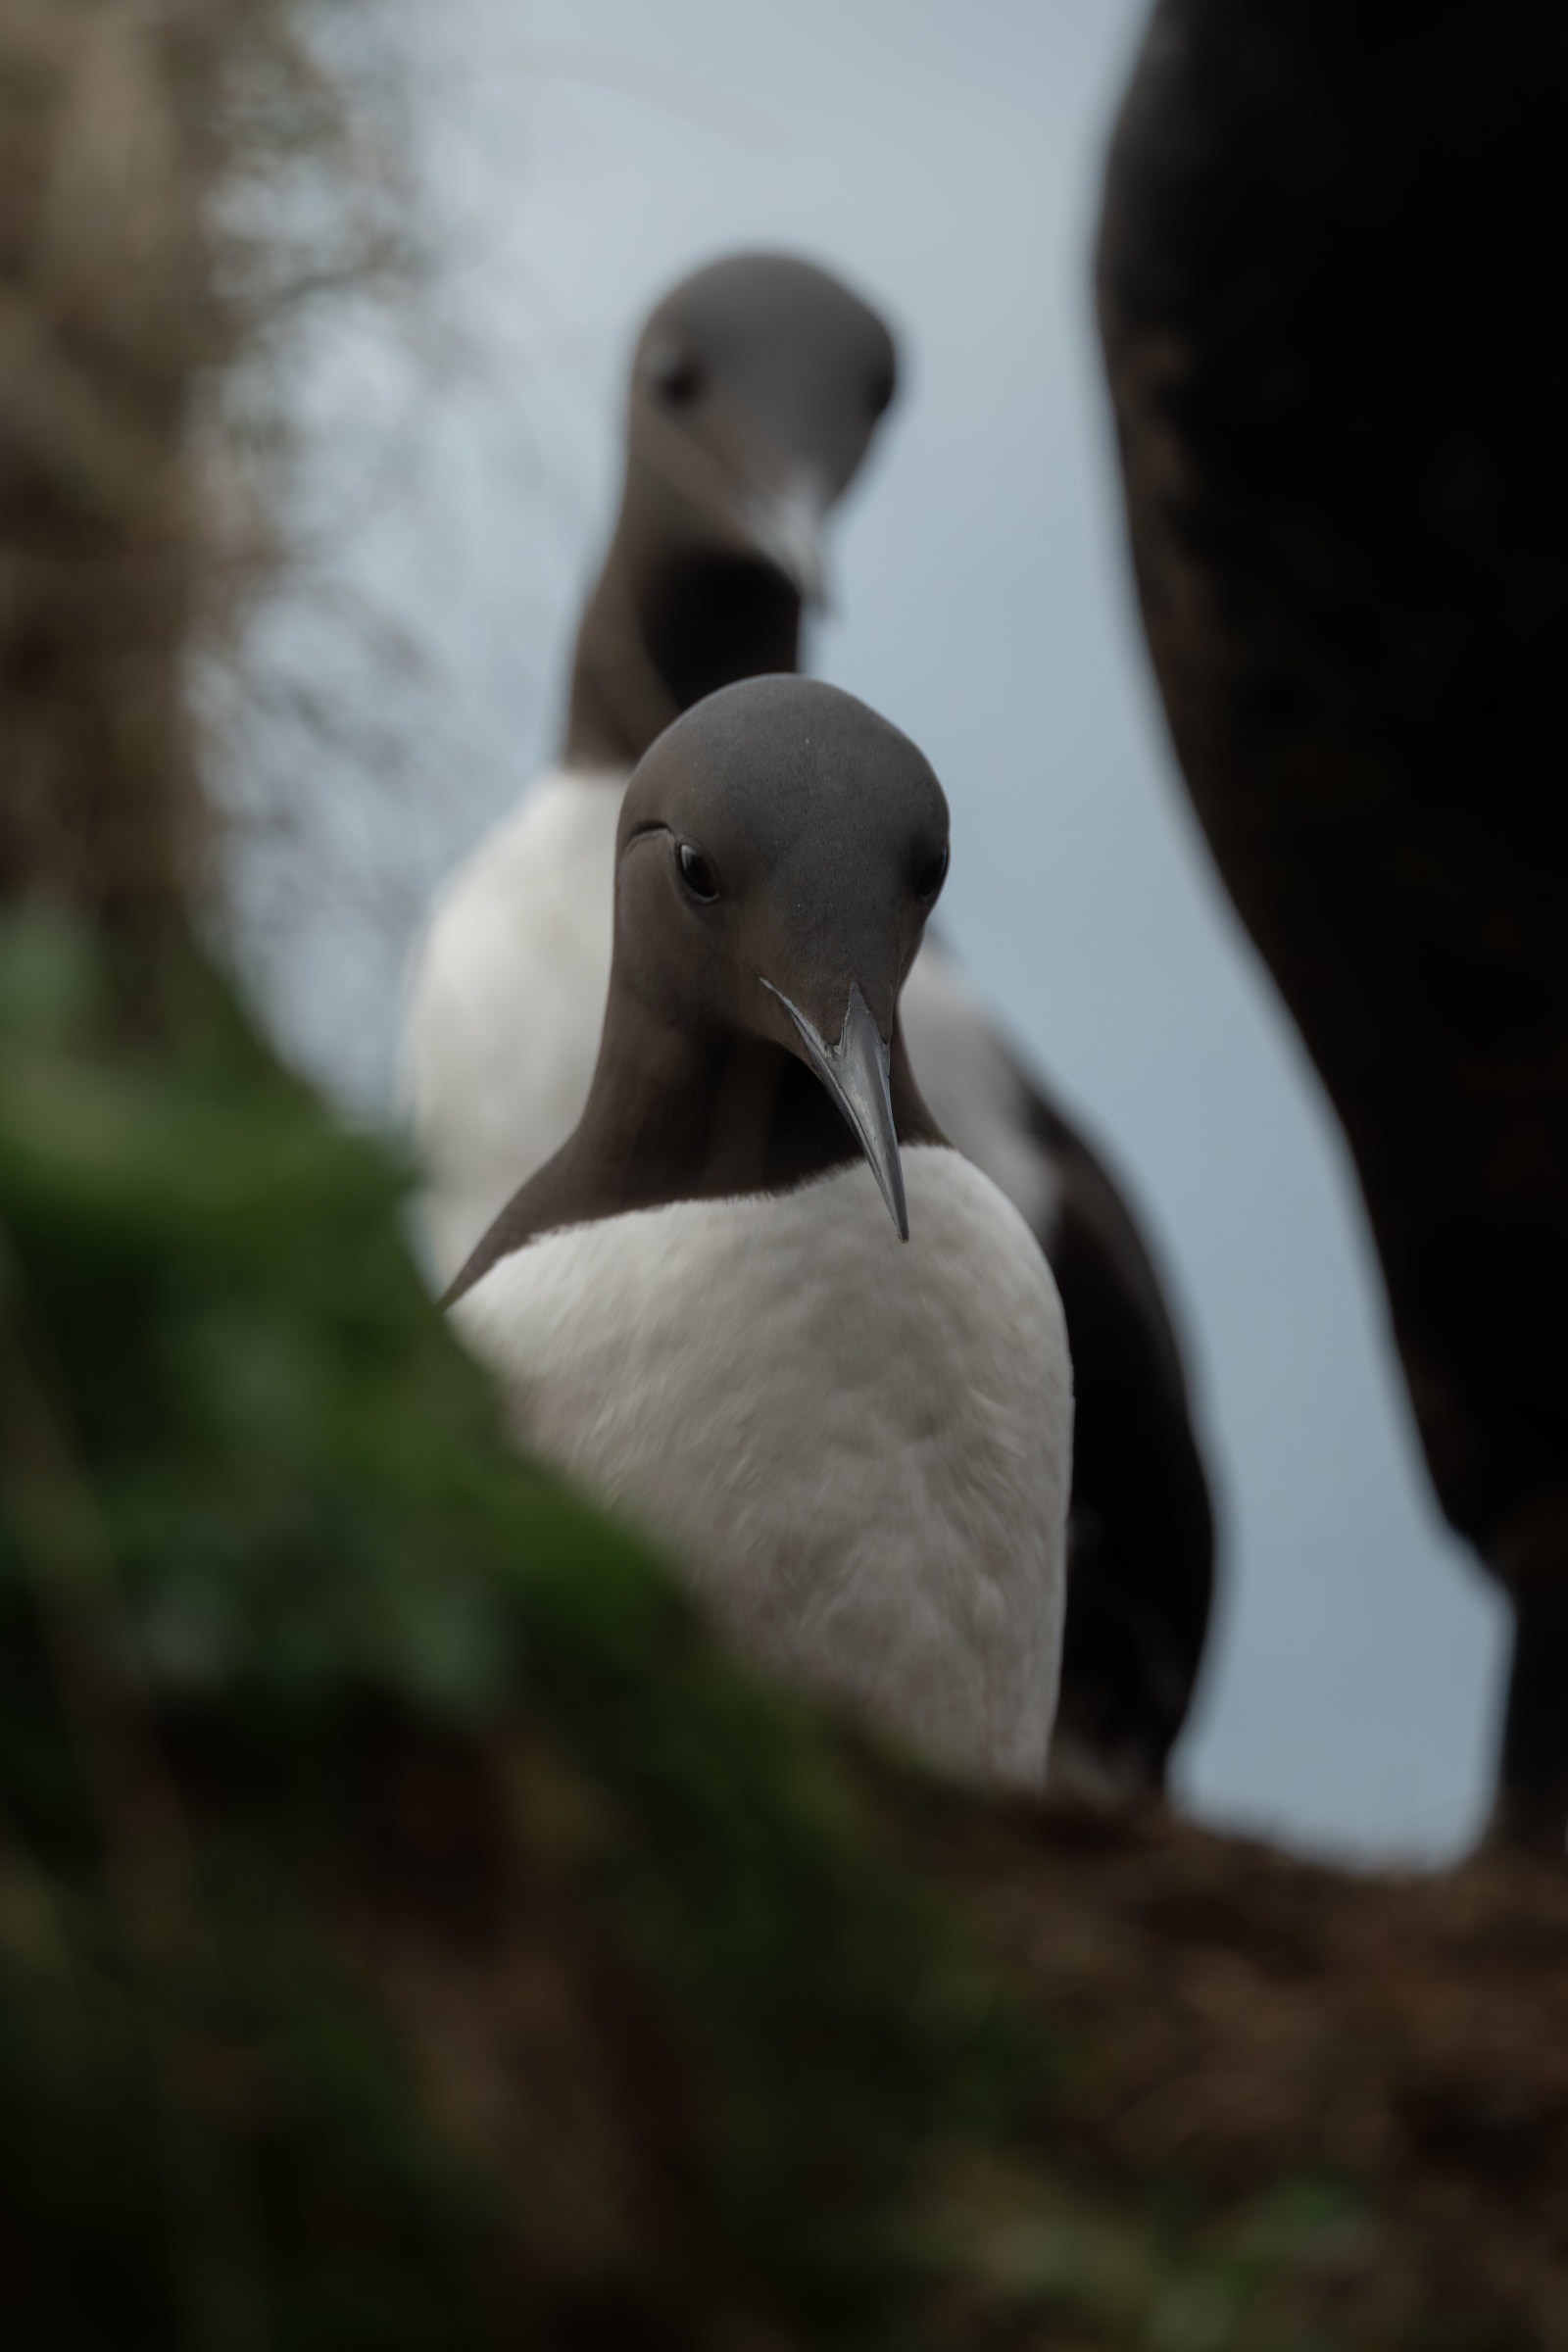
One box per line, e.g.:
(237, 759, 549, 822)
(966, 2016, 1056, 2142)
(736, 468, 832, 611)
(762, 979, 908, 1238)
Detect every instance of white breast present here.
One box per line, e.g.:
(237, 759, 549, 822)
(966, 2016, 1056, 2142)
(399, 768, 625, 1284)
(453, 1145, 1073, 1789)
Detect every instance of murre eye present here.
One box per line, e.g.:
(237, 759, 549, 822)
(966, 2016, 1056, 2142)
(868, 363, 896, 417)
(676, 840, 719, 903)
(646, 345, 704, 409)
(914, 841, 949, 904)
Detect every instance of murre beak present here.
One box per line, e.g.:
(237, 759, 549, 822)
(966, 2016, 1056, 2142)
(761, 979, 908, 1239)
(736, 469, 832, 612)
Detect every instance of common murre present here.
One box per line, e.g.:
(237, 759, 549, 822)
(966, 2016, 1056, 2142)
(449, 676, 1073, 1788)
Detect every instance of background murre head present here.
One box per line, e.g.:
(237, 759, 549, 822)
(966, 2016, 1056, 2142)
(626, 253, 897, 606)
(451, 676, 947, 1295)
(566, 255, 898, 766)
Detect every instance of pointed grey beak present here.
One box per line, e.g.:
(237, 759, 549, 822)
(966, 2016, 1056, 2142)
(761, 979, 908, 1239)
(737, 470, 832, 612)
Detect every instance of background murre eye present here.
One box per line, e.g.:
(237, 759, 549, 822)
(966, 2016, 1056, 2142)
(676, 840, 719, 903)
(914, 841, 949, 904)
(645, 344, 704, 409)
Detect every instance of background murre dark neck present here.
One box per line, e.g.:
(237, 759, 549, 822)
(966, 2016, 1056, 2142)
(449, 1000, 940, 1298)
(564, 526, 804, 771)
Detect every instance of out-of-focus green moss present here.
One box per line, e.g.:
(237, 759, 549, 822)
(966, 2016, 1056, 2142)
(0, 905, 1031, 2348)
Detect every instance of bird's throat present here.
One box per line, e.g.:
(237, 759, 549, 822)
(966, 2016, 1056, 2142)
(564, 548, 803, 768)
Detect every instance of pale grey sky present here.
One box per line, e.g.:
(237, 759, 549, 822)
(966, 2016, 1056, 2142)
(240, 0, 1510, 1862)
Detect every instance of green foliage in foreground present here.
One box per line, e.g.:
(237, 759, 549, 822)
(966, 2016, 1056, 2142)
(0, 906, 1025, 2348)
(0, 908, 1502, 2352)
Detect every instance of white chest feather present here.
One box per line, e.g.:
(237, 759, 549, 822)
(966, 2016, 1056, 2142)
(453, 1146, 1073, 1789)
(400, 769, 624, 1283)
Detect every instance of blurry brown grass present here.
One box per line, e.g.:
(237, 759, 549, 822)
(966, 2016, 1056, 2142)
(0, 0, 410, 922)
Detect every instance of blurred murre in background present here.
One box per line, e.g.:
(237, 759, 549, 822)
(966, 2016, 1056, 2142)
(448, 676, 1074, 1787)
(404, 247, 1214, 1803)
(1098, 0, 1568, 1855)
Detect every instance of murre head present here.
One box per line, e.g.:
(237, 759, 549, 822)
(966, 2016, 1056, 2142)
(612, 675, 949, 1240)
(626, 253, 897, 609)
(448, 677, 949, 1298)
(566, 256, 898, 767)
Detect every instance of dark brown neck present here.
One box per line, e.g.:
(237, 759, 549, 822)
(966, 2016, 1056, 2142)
(449, 1004, 940, 1297)
(564, 539, 804, 769)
